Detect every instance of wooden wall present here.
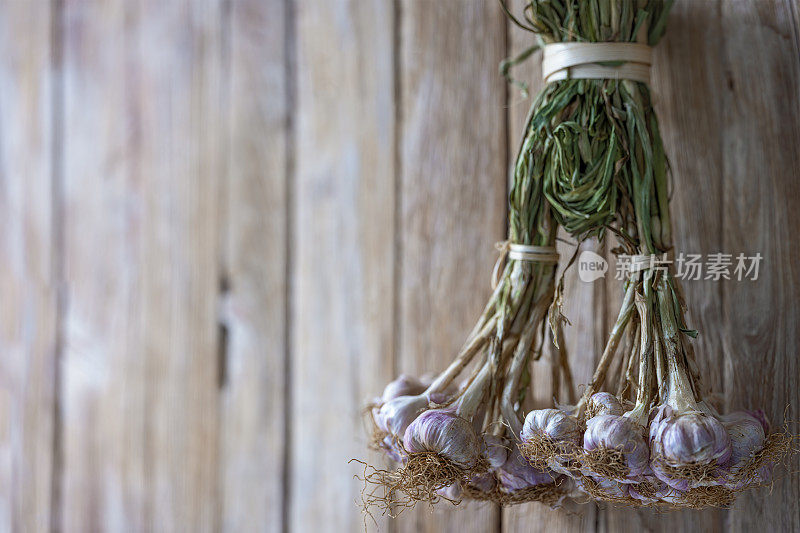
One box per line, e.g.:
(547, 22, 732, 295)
(0, 0, 798, 531)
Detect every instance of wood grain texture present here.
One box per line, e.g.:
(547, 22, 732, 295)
(290, 0, 395, 531)
(219, 0, 287, 531)
(1, 1, 799, 532)
(721, 1, 800, 531)
(395, 1, 506, 531)
(0, 1, 57, 531)
(60, 1, 223, 530)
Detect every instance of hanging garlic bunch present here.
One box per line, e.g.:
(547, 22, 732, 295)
(359, 0, 793, 516)
(359, 36, 578, 509)
(506, 0, 792, 509)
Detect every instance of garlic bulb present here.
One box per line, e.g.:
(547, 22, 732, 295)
(377, 394, 428, 437)
(403, 410, 481, 468)
(382, 374, 426, 402)
(379, 435, 404, 463)
(587, 392, 624, 418)
(496, 446, 553, 492)
(482, 434, 509, 469)
(722, 411, 766, 465)
(721, 411, 770, 489)
(648, 406, 731, 490)
(437, 483, 462, 501)
(429, 391, 455, 405)
(521, 408, 581, 452)
(746, 409, 770, 433)
(583, 415, 649, 480)
(469, 472, 497, 493)
(649, 408, 731, 466)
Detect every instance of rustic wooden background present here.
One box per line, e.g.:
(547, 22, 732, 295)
(1, 0, 799, 531)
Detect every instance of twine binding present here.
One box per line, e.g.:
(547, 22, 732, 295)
(492, 241, 559, 289)
(543, 43, 652, 84)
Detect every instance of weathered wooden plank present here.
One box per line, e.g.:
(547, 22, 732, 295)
(0, 1, 57, 531)
(721, 1, 800, 531)
(218, 0, 287, 531)
(601, 0, 726, 530)
(290, 0, 396, 531)
(502, 1, 600, 530)
(395, 1, 506, 531)
(60, 1, 223, 530)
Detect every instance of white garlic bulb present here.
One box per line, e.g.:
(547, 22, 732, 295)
(377, 394, 428, 438)
(521, 408, 582, 453)
(403, 410, 481, 468)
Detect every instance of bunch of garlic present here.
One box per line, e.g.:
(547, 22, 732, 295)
(362, 64, 571, 506)
(362, 0, 793, 515)
(367, 327, 572, 508)
(518, 274, 788, 508)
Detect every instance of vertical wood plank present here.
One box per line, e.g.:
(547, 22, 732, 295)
(290, 0, 396, 531)
(0, 2, 56, 531)
(502, 1, 600, 530)
(602, 0, 726, 530)
(60, 1, 224, 530)
(721, 1, 800, 531)
(218, 0, 287, 531)
(395, 1, 505, 531)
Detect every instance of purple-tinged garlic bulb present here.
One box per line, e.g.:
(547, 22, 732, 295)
(482, 434, 509, 469)
(377, 394, 428, 438)
(437, 483, 462, 501)
(379, 435, 404, 463)
(649, 406, 731, 490)
(650, 408, 731, 466)
(469, 472, 497, 493)
(521, 409, 581, 453)
(382, 374, 426, 402)
(746, 409, 770, 433)
(429, 391, 456, 405)
(403, 410, 481, 468)
(587, 392, 624, 418)
(720, 410, 770, 489)
(496, 446, 553, 492)
(722, 411, 766, 463)
(583, 415, 649, 480)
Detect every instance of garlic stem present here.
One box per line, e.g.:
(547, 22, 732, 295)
(618, 320, 639, 398)
(681, 333, 705, 401)
(656, 279, 698, 414)
(626, 289, 654, 425)
(457, 361, 492, 420)
(578, 279, 637, 413)
(502, 295, 551, 436)
(613, 324, 632, 398)
(652, 319, 667, 403)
